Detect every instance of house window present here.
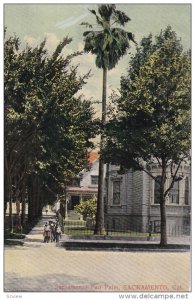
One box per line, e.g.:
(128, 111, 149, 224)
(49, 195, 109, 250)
(169, 178, 179, 204)
(91, 175, 98, 185)
(154, 176, 161, 204)
(113, 180, 120, 205)
(185, 177, 189, 205)
(112, 219, 116, 230)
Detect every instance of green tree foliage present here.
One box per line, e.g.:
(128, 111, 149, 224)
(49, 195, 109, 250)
(81, 4, 135, 235)
(4, 32, 97, 231)
(75, 196, 97, 220)
(103, 26, 191, 245)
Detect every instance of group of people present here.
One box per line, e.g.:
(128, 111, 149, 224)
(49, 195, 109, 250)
(43, 219, 62, 243)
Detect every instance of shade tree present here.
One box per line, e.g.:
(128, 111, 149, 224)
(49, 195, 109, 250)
(4, 33, 97, 231)
(103, 26, 191, 245)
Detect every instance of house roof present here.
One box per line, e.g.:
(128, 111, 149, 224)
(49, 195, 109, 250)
(66, 186, 98, 195)
(88, 151, 99, 164)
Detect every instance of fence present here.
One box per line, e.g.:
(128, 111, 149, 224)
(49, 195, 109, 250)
(64, 220, 191, 237)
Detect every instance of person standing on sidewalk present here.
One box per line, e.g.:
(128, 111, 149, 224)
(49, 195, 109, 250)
(43, 222, 51, 243)
(55, 225, 62, 242)
(45, 204, 49, 215)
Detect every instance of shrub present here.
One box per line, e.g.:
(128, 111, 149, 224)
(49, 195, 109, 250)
(75, 196, 97, 221)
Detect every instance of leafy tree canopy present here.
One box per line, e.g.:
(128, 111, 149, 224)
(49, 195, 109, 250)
(4, 32, 98, 197)
(103, 26, 191, 245)
(103, 26, 191, 177)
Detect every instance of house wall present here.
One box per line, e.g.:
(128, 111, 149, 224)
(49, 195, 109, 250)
(105, 163, 191, 234)
(66, 160, 100, 212)
(125, 170, 144, 231)
(105, 166, 151, 232)
(80, 160, 99, 189)
(105, 165, 131, 229)
(148, 163, 191, 233)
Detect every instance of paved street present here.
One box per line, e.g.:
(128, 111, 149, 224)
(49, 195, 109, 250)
(4, 215, 191, 292)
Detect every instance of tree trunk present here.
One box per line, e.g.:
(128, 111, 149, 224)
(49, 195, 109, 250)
(160, 163, 167, 246)
(94, 67, 107, 235)
(5, 157, 13, 232)
(15, 190, 21, 231)
(38, 191, 44, 217)
(8, 177, 13, 233)
(28, 178, 34, 223)
(94, 156, 105, 234)
(4, 172, 9, 216)
(35, 176, 40, 218)
(160, 194, 167, 246)
(4, 200, 8, 216)
(64, 187, 68, 220)
(31, 175, 39, 219)
(21, 185, 26, 228)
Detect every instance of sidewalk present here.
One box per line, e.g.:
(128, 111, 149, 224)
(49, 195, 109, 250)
(20, 213, 191, 251)
(24, 212, 57, 245)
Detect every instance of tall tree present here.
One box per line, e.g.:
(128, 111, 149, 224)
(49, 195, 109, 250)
(81, 4, 135, 234)
(4, 33, 96, 232)
(103, 26, 191, 245)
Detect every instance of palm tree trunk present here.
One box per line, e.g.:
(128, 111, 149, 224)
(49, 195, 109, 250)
(94, 67, 107, 235)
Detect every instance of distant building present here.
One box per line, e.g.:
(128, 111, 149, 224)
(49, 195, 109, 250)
(66, 152, 100, 211)
(105, 162, 191, 233)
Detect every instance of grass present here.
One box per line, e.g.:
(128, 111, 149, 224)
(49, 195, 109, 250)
(64, 226, 160, 237)
(4, 215, 41, 243)
(4, 232, 26, 240)
(4, 231, 26, 246)
(64, 220, 86, 226)
(4, 239, 24, 246)
(64, 228, 94, 235)
(108, 231, 160, 237)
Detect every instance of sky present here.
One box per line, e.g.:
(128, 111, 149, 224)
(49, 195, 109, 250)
(4, 3, 191, 123)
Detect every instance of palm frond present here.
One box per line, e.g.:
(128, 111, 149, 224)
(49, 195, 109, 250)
(113, 10, 131, 26)
(127, 32, 137, 44)
(81, 5, 134, 70)
(88, 7, 105, 28)
(95, 15, 104, 28)
(80, 22, 93, 29)
(83, 31, 93, 37)
(98, 4, 116, 21)
(89, 9, 97, 16)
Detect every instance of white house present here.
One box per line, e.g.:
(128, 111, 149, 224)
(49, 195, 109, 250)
(66, 152, 100, 211)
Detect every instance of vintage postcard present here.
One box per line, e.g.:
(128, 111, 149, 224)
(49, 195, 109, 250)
(3, 2, 192, 300)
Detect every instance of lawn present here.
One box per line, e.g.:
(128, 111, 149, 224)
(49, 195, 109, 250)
(64, 226, 160, 238)
(64, 220, 86, 226)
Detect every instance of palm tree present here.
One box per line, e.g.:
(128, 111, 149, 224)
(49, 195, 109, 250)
(81, 4, 135, 234)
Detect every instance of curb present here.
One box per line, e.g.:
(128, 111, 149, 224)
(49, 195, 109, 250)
(60, 240, 190, 252)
